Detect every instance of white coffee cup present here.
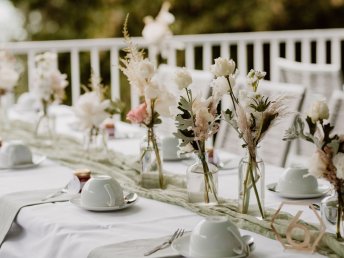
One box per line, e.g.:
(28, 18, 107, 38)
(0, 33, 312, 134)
(0, 142, 33, 166)
(81, 175, 124, 208)
(189, 216, 247, 257)
(277, 166, 318, 194)
(162, 136, 179, 160)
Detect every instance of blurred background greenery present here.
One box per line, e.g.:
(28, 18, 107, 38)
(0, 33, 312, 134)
(12, 0, 344, 40)
(8, 0, 344, 110)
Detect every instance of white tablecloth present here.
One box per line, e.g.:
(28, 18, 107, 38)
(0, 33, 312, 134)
(0, 107, 327, 258)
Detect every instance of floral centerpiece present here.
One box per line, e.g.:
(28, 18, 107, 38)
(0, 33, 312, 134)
(216, 57, 287, 218)
(120, 20, 177, 189)
(0, 51, 22, 125)
(173, 67, 226, 204)
(74, 72, 123, 151)
(284, 99, 344, 239)
(32, 52, 68, 136)
(0, 51, 22, 97)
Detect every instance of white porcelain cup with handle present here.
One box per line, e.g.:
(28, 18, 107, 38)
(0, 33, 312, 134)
(189, 216, 248, 257)
(277, 166, 318, 194)
(81, 175, 124, 208)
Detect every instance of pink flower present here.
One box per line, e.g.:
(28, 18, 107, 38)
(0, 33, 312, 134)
(126, 103, 148, 124)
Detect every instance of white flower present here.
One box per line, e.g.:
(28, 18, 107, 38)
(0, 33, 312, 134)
(247, 69, 266, 90)
(210, 57, 236, 77)
(333, 152, 344, 179)
(137, 59, 155, 80)
(144, 80, 160, 100)
(155, 90, 177, 117)
(308, 151, 327, 178)
(174, 68, 192, 90)
(0, 67, 19, 90)
(74, 92, 110, 130)
(307, 100, 329, 123)
(211, 76, 229, 103)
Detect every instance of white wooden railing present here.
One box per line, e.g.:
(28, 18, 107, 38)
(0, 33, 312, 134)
(1, 28, 344, 108)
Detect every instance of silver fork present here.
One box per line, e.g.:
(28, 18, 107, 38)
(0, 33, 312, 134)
(144, 228, 184, 256)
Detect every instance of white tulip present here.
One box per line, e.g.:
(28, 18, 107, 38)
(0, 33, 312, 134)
(308, 100, 329, 123)
(144, 80, 160, 100)
(210, 57, 236, 77)
(174, 68, 192, 90)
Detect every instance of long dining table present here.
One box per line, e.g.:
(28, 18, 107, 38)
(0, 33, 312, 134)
(0, 105, 334, 258)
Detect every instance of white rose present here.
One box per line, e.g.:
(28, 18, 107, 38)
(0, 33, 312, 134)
(211, 76, 229, 102)
(333, 152, 344, 179)
(0, 67, 19, 90)
(210, 57, 236, 77)
(74, 92, 110, 129)
(174, 68, 192, 90)
(307, 100, 329, 123)
(308, 151, 327, 178)
(137, 59, 155, 80)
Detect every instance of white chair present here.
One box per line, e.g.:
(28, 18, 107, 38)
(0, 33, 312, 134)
(329, 90, 344, 134)
(155, 64, 213, 136)
(276, 57, 343, 109)
(215, 79, 306, 167)
(276, 57, 344, 159)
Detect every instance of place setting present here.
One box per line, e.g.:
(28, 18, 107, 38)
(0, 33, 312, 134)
(267, 166, 331, 199)
(69, 174, 138, 212)
(88, 216, 255, 258)
(0, 141, 46, 170)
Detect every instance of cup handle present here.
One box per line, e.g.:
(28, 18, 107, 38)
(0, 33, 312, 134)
(227, 227, 249, 257)
(104, 184, 116, 206)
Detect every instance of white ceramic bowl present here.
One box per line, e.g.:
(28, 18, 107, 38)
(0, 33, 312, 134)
(189, 216, 247, 257)
(81, 175, 124, 208)
(277, 166, 318, 194)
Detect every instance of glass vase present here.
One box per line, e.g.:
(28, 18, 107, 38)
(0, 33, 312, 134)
(83, 126, 107, 152)
(140, 127, 164, 189)
(186, 154, 219, 204)
(238, 148, 265, 218)
(35, 107, 56, 143)
(320, 187, 344, 240)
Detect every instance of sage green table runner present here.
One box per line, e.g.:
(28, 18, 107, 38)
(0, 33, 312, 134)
(1, 120, 344, 258)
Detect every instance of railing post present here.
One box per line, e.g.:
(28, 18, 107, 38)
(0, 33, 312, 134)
(202, 42, 212, 71)
(90, 47, 100, 77)
(270, 40, 279, 82)
(238, 41, 247, 75)
(27, 50, 36, 92)
(185, 43, 195, 69)
(71, 49, 80, 105)
(110, 47, 121, 100)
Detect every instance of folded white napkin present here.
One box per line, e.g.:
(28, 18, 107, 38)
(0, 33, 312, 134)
(0, 189, 75, 246)
(88, 236, 182, 258)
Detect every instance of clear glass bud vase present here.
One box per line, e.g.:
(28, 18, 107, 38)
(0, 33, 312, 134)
(186, 154, 219, 205)
(321, 187, 344, 240)
(238, 148, 265, 218)
(140, 127, 164, 189)
(83, 126, 107, 152)
(35, 103, 56, 143)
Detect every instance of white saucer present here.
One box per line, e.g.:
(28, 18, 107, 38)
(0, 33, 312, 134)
(70, 193, 137, 211)
(0, 155, 46, 170)
(267, 183, 331, 199)
(172, 234, 248, 258)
